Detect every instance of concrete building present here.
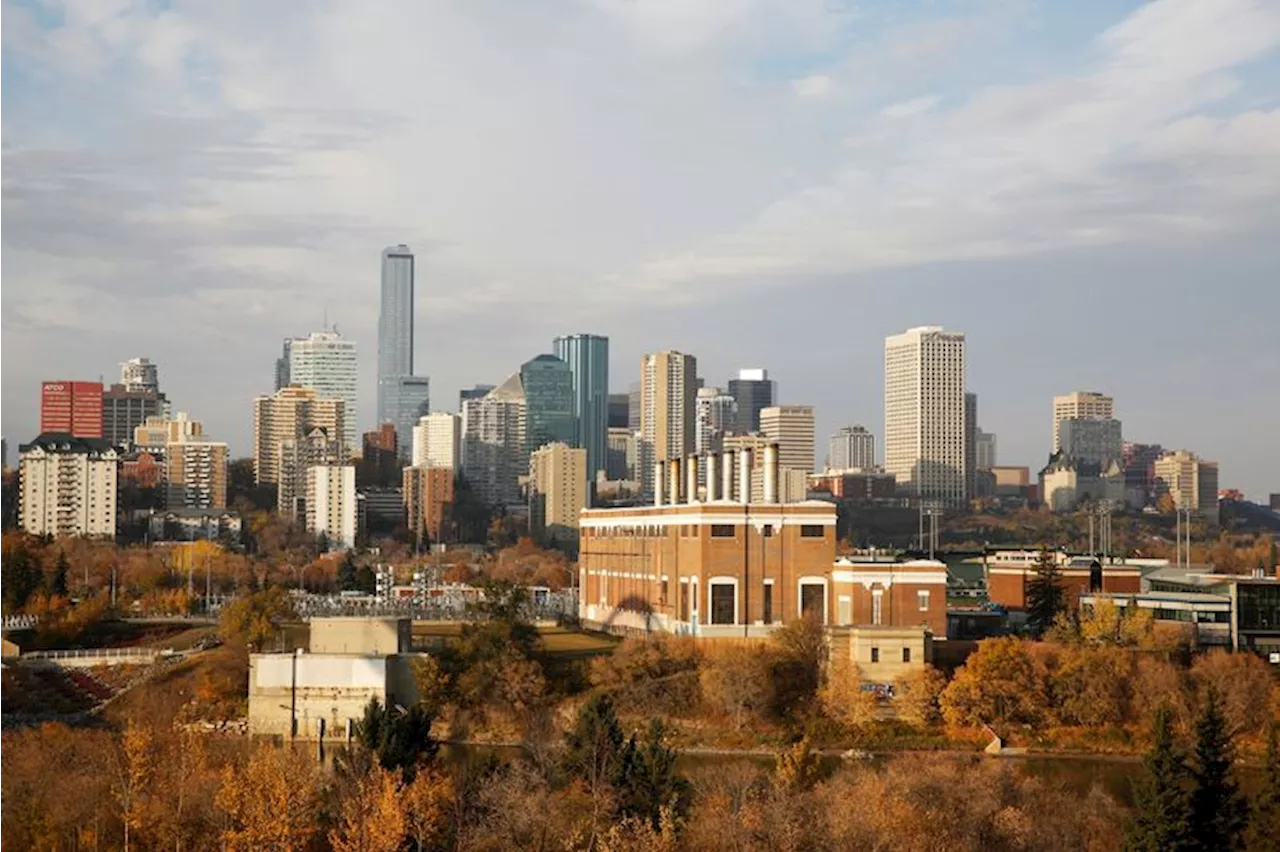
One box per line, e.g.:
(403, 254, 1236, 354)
(760, 405, 816, 474)
(883, 326, 966, 505)
(308, 464, 357, 550)
(1059, 417, 1123, 467)
(133, 412, 204, 454)
(806, 470, 897, 504)
(726, 368, 775, 435)
(553, 334, 610, 482)
(627, 381, 641, 431)
(1052, 391, 1114, 453)
(1154, 450, 1220, 515)
(827, 425, 876, 471)
(529, 442, 587, 546)
(148, 508, 242, 543)
(411, 412, 461, 470)
(964, 392, 977, 500)
(1123, 442, 1164, 507)
(120, 357, 159, 392)
(985, 550, 1143, 611)
(286, 329, 358, 453)
(403, 466, 454, 544)
(521, 354, 575, 456)
(376, 244, 415, 426)
(253, 386, 346, 486)
(103, 362, 168, 449)
(975, 429, 997, 472)
(695, 387, 737, 456)
(607, 393, 630, 429)
(721, 434, 807, 503)
(278, 427, 343, 518)
(461, 373, 527, 508)
(165, 440, 229, 509)
(639, 351, 698, 497)
(1136, 567, 1280, 655)
(606, 427, 639, 482)
(1039, 451, 1126, 512)
(247, 617, 419, 740)
(387, 376, 431, 463)
(18, 433, 118, 537)
(459, 385, 495, 409)
(40, 381, 103, 439)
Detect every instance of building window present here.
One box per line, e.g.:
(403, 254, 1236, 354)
(872, 590, 883, 626)
(800, 524, 824, 538)
(871, 647, 880, 664)
(711, 524, 734, 538)
(918, 590, 930, 612)
(709, 582, 736, 625)
(902, 647, 912, 663)
(763, 583, 774, 625)
(800, 582, 825, 621)
(761, 524, 774, 537)
(838, 595, 851, 625)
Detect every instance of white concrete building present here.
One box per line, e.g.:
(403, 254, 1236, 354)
(19, 434, 118, 537)
(308, 464, 357, 549)
(461, 373, 527, 508)
(695, 387, 737, 455)
(884, 326, 967, 505)
(1052, 391, 1114, 453)
(287, 330, 358, 453)
(828, 425, 876, 471)
(411, 412, 461, 469)
(639, 350, 697, 496)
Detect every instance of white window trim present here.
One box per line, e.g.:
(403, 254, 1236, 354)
(837, 594, 852, 626)
(797, 576, 828, 623)
(707, 575, 739, 626)
(872, 589, 883, 626)
(918, 590, 930, 612)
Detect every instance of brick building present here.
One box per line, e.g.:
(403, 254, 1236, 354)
(985, 550, 1142, 610)
(40, 381, 103, 439)
(403, 466, 454, 544)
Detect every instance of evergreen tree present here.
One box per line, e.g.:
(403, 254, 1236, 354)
(562, 693, 625, 787)
(50, 551, 70, 597)
(1025, 549, 1066, 638)
(1, 543, 42, 613)
(355, 563, 376, 594)
(1189, 688, 1247, 850)
(354, 697, 439, 782)
(1126, 706, 1194, 852)
(337, 552, 358, 591)
(1246, 719, 1280, 851)
(614, 719, 691, 831)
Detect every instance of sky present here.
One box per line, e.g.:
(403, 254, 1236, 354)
(3, 0, 1278, 498)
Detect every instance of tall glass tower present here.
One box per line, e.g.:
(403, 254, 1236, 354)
(377, 245, 415, 426)
(520, 354, 575, 456)
(552, 334, 608, 481)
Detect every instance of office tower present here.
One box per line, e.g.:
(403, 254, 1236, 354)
(134, 412, 204, 453)
(760, 405, 816, 473)
(964, 393, 978, 499)
(1058, 418, 1123, 467)
(553, 334, 610, 480)
(1153, 450, 1220, 515)
(607, 393, 630, 429)
(275, 339, 292, 391)
(605, 427, 638, 481)
(120, 357, 159, 392)
(521, 354, 575, 456)
(529, 442, 588, 545)
(412, 412, 461, 469)
(695, 387, 737, 455)
(377, 244, 415, 425)
(403, 466, 454, 544)
(286, 329, 358, 452)
(639, 351, 697, 496)
(165, 440, 229, 509)
(461, 373, 527, 508)
(1052, 391, 1114, 452)
(387, 376, 431, 462)
(727, 368, 775, 434)
(459, 385, 495, 408)
(360, 423, 399, 488)
(279, 427, 343, 518)
(828, 425, 876, 471)
(18, 434, 118, 536)
(975, 430, 997, 471)
(627, 381, 641, 431)
(884, 326, 967, 504)
(40, 381, 103, 438)
(102, 384, 165, 448)
(1123, 442, 1164, 506)
(308, 464, 357, 550)
(252, 386, 345, 485)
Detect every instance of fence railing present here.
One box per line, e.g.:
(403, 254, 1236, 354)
(1, 615, 40, 631)
(21, 647, 159, 662)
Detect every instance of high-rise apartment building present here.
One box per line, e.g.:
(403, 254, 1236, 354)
(252, 386, 345, 485)
(605, 427, 639, 482)
(1059, 418, 1123, 467)
(120, 357, 159, 392)
(461, 373, 527, 508)
(1052, 391, 1114, 453)
(529, 442, 588, 545)
(639, 351, 697, 496)
(165, 440, 229, 509)
(279, 427, 343, 518)
(828, 425, 876, 471)
(884, 326, 967, 504)
(403, 465, 454, 544)
(412, 412, 461, 470)
(41, 381, 103, 438)
(521, 354, 575, 456)
(287, 330, 358, 452)
(275, 339, 292, 391)
(459, 385, 495, 409)
(727, 368, 775, 434)
(975, 429, 997, 471)
(695, 387, 737, 456)
(134, 412, 203, 453)
(553, 334, 609, 481)
(377, 244, 415, 424)
(308, 464, 357, 550)
(627, 382, 641, 431)
(760, 405, 816, 473)
(1153, 450, 1220, 515)
(18, 434, 118, 537)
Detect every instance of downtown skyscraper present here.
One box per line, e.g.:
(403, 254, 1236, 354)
(884, 326, 967, 505)
(552, 333, 609, 481)
(376, 245, 429, 459)
(286, 329, 358, 453)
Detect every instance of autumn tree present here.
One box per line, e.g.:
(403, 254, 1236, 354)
(217, 586, 294, 650)
(894, 665, 948, 728)
(1126, 707, 1194, 852)
(1051, 645, 1135, 726)
(773, 736, 821, 793)
(1191, 650, 1275, 737)
(767, 613, 827, 718)
(1247, 720, 1280, 852)
(216, 743, 321, 852)
(699, 643, 772, 730)
(114, 721, 154, 852)
(402, 766, 455, 852)
(940, 636, 1050, 728)
(1188, 690, 1247, 851)
(1025, 549, 1066, 638)
(818, 656, 879, 728)
(329, 764, 406, 852)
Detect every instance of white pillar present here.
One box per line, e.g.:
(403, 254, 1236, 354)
(764, 444, 779, 504)
(669, 457, 682, 505)
(686, 456, 699, 503)
(721, 452, 734, 502)
(738, 448, 753, 505)
(654, 461, 666, 506)
(705, 454, 719, 501)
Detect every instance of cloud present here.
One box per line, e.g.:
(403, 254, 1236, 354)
(880, 94, 939, 118)
(791, 74, 833, 98)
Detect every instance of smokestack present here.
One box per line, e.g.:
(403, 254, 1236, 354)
(705, 453, 718, 501)
(686, 455, 699, 503)
(669, 457, 682, 505)
(738, 448, 752, 505)
(764, 443, 779, 504)
(654, 461, 666, 506)
(721, 451, 734, 502)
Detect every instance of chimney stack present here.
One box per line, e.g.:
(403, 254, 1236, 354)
(686, 455, 699, 503)
(705, 453, 719, 501)
(738, 447, 753, 505)
(764, 443, 779, 504)
(669, 457, 682, 505)
(654, 461, 666, 506)
(721, 451, 734, 502)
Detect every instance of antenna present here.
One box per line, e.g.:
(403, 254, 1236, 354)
(323, 303, 329, 332)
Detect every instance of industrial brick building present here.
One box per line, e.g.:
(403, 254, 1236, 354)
(985, 549, 1143, 610)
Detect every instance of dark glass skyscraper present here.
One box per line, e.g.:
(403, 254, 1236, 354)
(727, 368, 775, 434)
(377, 245, 415, 426)
(521, 354, 575, 456)
(552, 334, 609, 479)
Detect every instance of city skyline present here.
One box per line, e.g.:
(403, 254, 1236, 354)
(3, 1, 1279, 498)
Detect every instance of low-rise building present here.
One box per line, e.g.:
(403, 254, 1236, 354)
(147, 508, 242, 543)
(1138, 567, 1280, 656)
(985, 549, 1144, 611)
(807, 470, 897, 503)
(403, 466, 454, 543)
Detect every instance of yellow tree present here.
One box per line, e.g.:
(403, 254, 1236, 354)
(114, 721, 153, 852)
(818, 656, 879, 728)
(893, 666, 949, 728)
(329, 764, 406, 852)
(216, 743, 320, 852)
(939, 637, 1050, 729)
(402, 766, 454, 852)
